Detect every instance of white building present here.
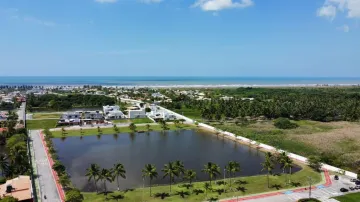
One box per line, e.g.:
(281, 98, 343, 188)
(84, 111, 103, 120)
(103, 105, 120, 114)
(105, 110, 125, 120)
(128, 108, 146, 119)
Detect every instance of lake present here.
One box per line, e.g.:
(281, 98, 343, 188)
(52, 129, 300, 191)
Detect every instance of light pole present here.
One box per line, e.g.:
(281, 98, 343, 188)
(308, 176, 313, 199)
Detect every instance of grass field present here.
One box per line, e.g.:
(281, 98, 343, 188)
(51, 124, 196, 137)
(81, 166, 321, 202)
(112, 118, 154, 124)
(213, 120, 360, 171)
(32, 113, 61, 119)
(334, 192, 360, 202)
(27, 119, 58, 130)
(172, 107, 202, 121)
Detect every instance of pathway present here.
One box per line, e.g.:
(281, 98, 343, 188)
(30, 130, 62, 202)
(221, 170, 358, 202)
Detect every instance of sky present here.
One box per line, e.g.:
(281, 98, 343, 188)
(0, 0, 359, 77)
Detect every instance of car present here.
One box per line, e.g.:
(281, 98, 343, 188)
(355, 181, 360, 185)
(334, 175, 339, 180)
(356, 185, 360, 189)
(340, 188, 349, 192)
(350, 179, 357, 182)
(349, 187, 355, 191)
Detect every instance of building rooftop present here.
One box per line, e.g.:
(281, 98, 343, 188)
(0, 176, 32, 201)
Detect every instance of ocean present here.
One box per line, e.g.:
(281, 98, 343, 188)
(0, 76, 360, 87)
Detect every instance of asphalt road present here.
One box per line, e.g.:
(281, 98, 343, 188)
(30, 130, 61, 202)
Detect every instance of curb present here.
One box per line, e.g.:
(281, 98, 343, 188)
(39, 131, 66, 202)
(222, 169, 331, 201)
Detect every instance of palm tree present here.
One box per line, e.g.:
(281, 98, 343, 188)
(261, 152, 274, 188)
(142, 164, 158, 196)
(61, 127, 66, 136)
(174, 160, 185, 181)
(0, 154, 8, 176)
(85, 164, 100, 193)
(184, 170, 196, 184)
(129, 123, 136, 132)
(113, 124, 119, 133)
(277, 151, 288, 174)
(174, 120, 180, 128)
(97, 126, 102, 135)
(160, 120, 168, 131)
(162, 162, 179, 193)
(225, 161, 241, 187)
(98, 168, 113, 194)
(284, 156, 294, 184)
(201, 162, 220, 185)
(204, 182, 211, 199)
(80, 128, 84, 137)
(113, 163, 126, 191)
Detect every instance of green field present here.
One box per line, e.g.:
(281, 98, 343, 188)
(32, 113, 61, 119)
(334, 192, 360, 202)
(52, 124, 196, 137)
(82, 166, 321, 202)
(112, 118, 154, 124)
(172, 107, 202, 121)
(27, 119, 58, 130)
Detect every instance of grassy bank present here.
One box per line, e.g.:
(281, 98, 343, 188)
(171, 107, 202, 121)
(27, 119, 58, 130)
(82, 166, 321, 202)
(334, 192, 360, 202)
(32, 112, 61, 119)
(112, 118, 154, 124)
(51, 124, 196, 137)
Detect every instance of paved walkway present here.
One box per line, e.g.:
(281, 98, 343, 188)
(30, 130, 62, 202)
(221, 170, 359, 202)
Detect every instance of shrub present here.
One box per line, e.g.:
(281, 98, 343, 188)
(1, 196, 19, 202)
(0, 176, 6, 184)
(274, 118, 298, 129)
(53, 160, 66, 174)
(298, 198, 321, 202)
(307, 155, 322, 171)
(65, 188, 84, 202)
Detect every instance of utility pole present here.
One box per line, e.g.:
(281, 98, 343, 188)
(308, 176, 313, 199)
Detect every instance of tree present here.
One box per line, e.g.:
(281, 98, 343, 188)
(58, 174, 71, 188)
(284, 156, 294, 184)
(129, 123, 136, 132)
(201, 162, 220, 185)
(174, 160, 185, 181)
(261, 152, 274, 188)
(98, 168, 113, 194)
(65, 188, 84, 202)
(160, 120, 168, 131)
(142, 164, 158, 196)
(0, 154, 9, 176)
(85, 164, 100, 193)
(113, 125, 119, 133)
(1, 196, 18, 202)
(203, 182, 211, 199)
(162, 162, 179, 193)
(277, 151, 288, 173)
(184, 170, 196, 184)
(274, 118, 298, 129)
(97, 126, 102, 135)
(225, 161, 241, 187)
(145, 107, 151, 113)
(146, 124, 151, 132)
(61, 127, 66, 136)
(174, 120, 180, 128)
(113, 163, 126, 191)
(308, 155, 322, 171)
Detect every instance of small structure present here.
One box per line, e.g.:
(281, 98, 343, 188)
(103, 105, 120, 114)
(58, 112, 81, 126)
(105, 110, 125, 120)
(84, 111, 103, 120)
(0, 175, 32, 202)
(128, 108, 146, 119)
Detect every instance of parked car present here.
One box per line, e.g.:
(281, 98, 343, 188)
(334, 175, 339, 180)
(349, 187, 355, 191)
(355, 181, 360, 185)
(355, 185, 360, 189)
(340, 188, 349, 192)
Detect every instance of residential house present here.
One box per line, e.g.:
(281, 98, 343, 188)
(0, 176, 32, 202)
(128, 108, 146, 119)
(58, 112, 81, 126)
(105, 110, 125, 120)
(84, 111, 104, 120)
(103, 105, 120, 114)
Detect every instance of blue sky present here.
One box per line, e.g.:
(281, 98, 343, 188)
(0, 0, 359, 77)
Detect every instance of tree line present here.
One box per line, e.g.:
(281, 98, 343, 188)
(163, 87, 360, 122)
(26, 93, 116, 112)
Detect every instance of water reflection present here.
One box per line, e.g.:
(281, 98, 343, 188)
(52, 129, 301, 191)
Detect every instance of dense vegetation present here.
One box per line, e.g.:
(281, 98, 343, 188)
(0, 112, 30, 179)
(163, 87, 360, 122)
(26, 94, 116, 111)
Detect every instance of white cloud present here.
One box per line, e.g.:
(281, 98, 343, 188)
(140, 0, 163, 3)
(317, 5, 337, 20)
(337, 24, 350, 32)
(23, 16, 57, 27)
(192, 0, 254, 11)
(94, 0, 118, 3)
(317, 0, 360, 20)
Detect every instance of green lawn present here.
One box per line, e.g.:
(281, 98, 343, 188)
(82, 166, 321, 202)
(52, 124, 196, 137)
(27, 119, 58, 130)
(112, 118, 154, 124)
(334, 192, 360, 202)
(32, 113, 61, 119)
(172, 107, 202, 121)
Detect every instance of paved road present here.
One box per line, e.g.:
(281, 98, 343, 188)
(17, 102, 26, 122)
(223, 174, 359, 202)
(30, 130, 61, 202)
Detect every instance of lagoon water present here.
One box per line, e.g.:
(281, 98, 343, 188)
(53, 129, 300, 191)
